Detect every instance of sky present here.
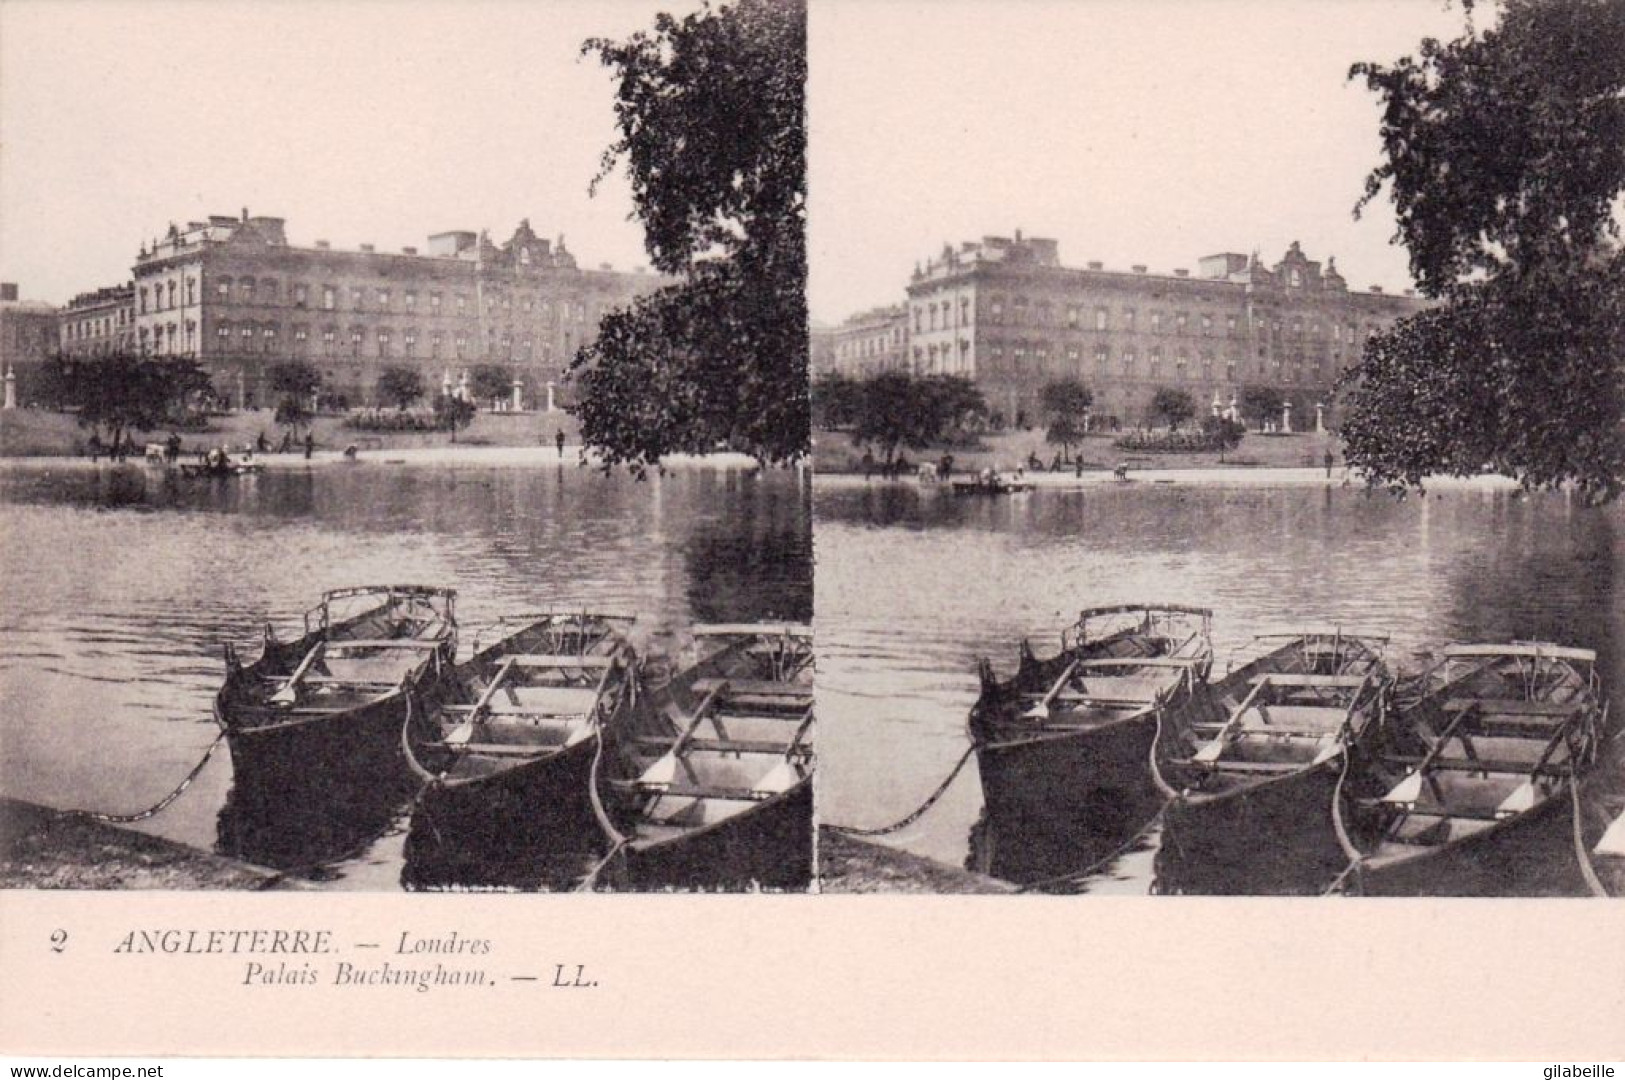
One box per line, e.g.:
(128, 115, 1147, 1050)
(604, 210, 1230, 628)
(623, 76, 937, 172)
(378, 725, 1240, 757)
(807, 0, 1469, 324)
(0, 0, 697, 306)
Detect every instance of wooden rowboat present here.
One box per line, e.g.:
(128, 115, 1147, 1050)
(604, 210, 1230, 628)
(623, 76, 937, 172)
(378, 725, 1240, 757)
(1578, 798, 1625, 897)
(968, 604, 1213, 885)
(213, 585, 457, 867)
(400, 612, 638, 889)
(590, 624, 814, 891)
(1151, 630, 1390, 895)
(1333, 642, 1606, 897)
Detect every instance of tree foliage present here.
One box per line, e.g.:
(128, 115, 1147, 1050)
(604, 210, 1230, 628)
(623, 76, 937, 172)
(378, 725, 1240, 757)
(376, 366, 425, 410)
(575, 0, 806, 473)
(268, 360, 321, 400)
(433, 393, 478, 439)
(812, 371, 864, 430)
(40, 352, 210, 450)
(469, 364, 512, 407)
(1345, 0, 1625, 501)
(850, 372, 986, 464)
(1150, 387, 1197, 431)
(1040, 378, 1093, 458)
(1239, 385, 1285, 425)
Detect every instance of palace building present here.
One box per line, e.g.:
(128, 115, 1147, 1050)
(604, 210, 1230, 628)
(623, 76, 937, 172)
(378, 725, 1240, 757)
(902, 232, 1426, 425)
(825, 304, 909, 378)
(60, 284, 136, 358)
(126, 209, 662, 409)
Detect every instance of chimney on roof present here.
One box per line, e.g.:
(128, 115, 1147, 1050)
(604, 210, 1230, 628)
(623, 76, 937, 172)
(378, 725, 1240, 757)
(402, 246, 418, 255)
(1369, 285, 1384, 294)
(359, 243, 375, 253)
(1087, 261, 1103, 271)
(600, 263, 612, 271)
(1174, 268, 1189, 278)
(315, 240, 331, 249)
(1132, 265, 1147, 274)
(241, 207, 249, 222)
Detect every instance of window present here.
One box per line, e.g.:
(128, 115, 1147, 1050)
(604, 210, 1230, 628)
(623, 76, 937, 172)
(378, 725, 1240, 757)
(377, 289, 390, 308)
(322, 286, 336, 310)
(430, 292, 442, 311)
(216, 279, 231, 300)
(1201, 314, 1212, 333)
(989, 298, 1004, 325)
(1289, 267, 1302, 287)
(294, 284, 308, 307)
(456, 295, 467, 313)
(1095, 308, 1108, 331)
(1067, 345, 1081, 363)
(167, 281, 177, 308)
(261, 280, 278, 303)
(350, 328, 363, 356)
(138, 288, 148, 315)
(240, 326, 254, 346)
(522, 296, 532, 312)
(404, 330, 417, 356)
(1227, 315, 1237, 335)
(405, 290, 417, 310)
(261, 327, 276, 352)
(1151, 312, 1162, 333)
(239, 280, 255, 302)
(455, 332, 468, 354)
(430, 332, 443, 355)
(351, 288, 365, 309)
(1123, 309, 1135, 331)
(377, 330, 391, 357)
(294, 326, 308, 346)
(1094, 344, 1108, 364)
(1066, 305, 1080, 329)
(1176, 312, 1188, 333)
(323, 328, 337, 355)
(216, 323, 231, 342)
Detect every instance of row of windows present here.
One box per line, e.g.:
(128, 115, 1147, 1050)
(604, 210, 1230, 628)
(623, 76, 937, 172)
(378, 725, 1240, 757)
(63, 313, 128, 340)
(205, 322, 579, 360)
(137, 278, 197, 314)
(205, 277, 594, 322)
(916, 295, 1389, 342)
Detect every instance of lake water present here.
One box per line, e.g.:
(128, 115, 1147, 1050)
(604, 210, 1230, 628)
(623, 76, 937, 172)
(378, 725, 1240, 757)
(0, 457, 811, 890)
(813, 476, 1625, 894)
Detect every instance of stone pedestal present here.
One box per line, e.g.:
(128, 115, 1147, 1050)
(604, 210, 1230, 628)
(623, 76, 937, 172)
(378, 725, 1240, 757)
(1314, 402, 1325, 434)
(1281, 401, 1293, 434)
(546, 381, 557, 413)
(511, 378, 524, 412)
(3, 366, 15, 410)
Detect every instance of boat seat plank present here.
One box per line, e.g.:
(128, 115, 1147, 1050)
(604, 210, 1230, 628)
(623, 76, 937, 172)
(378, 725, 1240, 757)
(1383, 755, 1572, 776)
(691, 677, 811, 698)
(504, 654, 617, 669)
(1074, 657, 1202, 670)
(1189, 759, 1307, 774)
(633, 736, 791, 754)
(608, 779, 772, 801)
(298, 677, 402, 688)
(1443, 697, 1582, 717)
(444, 743, 557, 757)
(327, 639, 445, 651)
(1249, 673, 1369, 688)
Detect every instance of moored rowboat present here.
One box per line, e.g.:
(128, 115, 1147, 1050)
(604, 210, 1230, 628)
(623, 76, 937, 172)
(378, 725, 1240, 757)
(591, 624, 814, 891)
(1151, 630, 1390, 895)
(401, 612, 639, 889)
(1333, 642, 1605, 896)
(968, 604, 1213, 885)
(213, 585, 457, 865)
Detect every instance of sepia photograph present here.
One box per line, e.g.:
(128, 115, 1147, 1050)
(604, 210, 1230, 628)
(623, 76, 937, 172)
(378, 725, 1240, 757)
(810, 0, 1625, 898)
(0, 0, 813, 896)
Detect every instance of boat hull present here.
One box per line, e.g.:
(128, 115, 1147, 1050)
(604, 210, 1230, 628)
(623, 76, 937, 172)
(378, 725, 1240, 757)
(403, 735, 609, 890)
(215, 691, 418, 869)
(618, 776, 813, 892)
(1155, 762, 1347, 895)
(970, 715, 1162, 885)
(1350, 789, 1589, 897)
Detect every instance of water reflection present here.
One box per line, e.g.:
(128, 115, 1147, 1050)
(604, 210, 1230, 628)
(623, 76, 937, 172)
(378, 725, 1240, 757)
(0, 460, 810, 890)
(814, 478, 1623, 895)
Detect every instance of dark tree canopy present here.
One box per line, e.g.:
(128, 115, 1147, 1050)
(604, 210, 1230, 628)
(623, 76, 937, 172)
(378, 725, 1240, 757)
(575, 0, 807, 473)
(851, 372, 985, 464)
(1150, 387, 1197, 431)
(811, 370, 863, 430)
(41, 352, 210, 450)
(434, 393, 478, 440)
(1239, 385, 1286, 425)
(268, 360, 321, 400)
(1344, 0, 1625, 501)
(1040, 378, 1093, 458)
(376, 366, 425, 410)
(469, 364, 512, 407)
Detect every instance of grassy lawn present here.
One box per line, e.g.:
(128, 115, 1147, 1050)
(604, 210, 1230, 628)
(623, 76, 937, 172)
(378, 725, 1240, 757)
(812, 425, 1344, 474)
(0, 407, 583, 458)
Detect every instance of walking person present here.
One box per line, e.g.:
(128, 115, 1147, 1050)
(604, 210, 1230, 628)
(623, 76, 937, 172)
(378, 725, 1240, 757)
(555, 429, 566, 459)
(304, 432, 315, 460)
(1323, 449, 1334, 478)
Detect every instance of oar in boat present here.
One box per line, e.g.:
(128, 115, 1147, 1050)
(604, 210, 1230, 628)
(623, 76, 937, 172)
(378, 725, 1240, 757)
(270, 641, 327, 706)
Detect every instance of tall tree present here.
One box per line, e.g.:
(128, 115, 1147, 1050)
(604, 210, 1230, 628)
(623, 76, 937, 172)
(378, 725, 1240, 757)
(376, 366, 425, 411)
(850, 372, 982, 466)
(1040, 378, 1093, 460)
(41, 352, 210, 452)
(575, 0, 807, 474)
(1343, 0, 1625, 501)
(469, 364, 513, 409)
(268, 360, 322, 435)
(1150, 387, 1197, 431)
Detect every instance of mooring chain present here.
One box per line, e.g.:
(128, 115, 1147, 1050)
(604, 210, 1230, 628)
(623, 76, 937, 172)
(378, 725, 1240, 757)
(828, 743, 979, 837)
(72, 731, 227, 824)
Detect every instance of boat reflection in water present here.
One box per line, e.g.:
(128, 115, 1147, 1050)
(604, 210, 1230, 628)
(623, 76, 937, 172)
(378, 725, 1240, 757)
(589, 624, 815, 892)
(400, 612, 640, 891)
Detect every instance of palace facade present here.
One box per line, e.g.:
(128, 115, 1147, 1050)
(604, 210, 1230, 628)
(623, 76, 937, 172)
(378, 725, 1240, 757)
(60, 284, 135, 358)
(825, 304, 909, 378)
(902, 233, 1426, 425)
(126, 209, 662, 408)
